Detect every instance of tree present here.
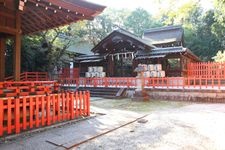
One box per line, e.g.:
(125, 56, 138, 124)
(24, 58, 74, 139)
(212, 0, 225, 49)
(5, 36, 41, 76)
(124, 8, 162, 37)
(38, 26, 79, 75)
(212, 50, 225, 62)
(158, 1, 222, 61)
(84, 15, 114, 46)
(83, 8, 131, 46)
(185, 10, 222, 61)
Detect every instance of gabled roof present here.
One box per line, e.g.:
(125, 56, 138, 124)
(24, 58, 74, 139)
(67, 41, 94, 55)
(2, 0, 106, 35)
(92, 28, 155, 54)
(74, 54, 107, 63)
(143, 25, 184, 45)
(135, 46, 200, 61)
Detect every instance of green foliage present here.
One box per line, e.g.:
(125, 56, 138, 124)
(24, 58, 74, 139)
(212, 50, 225, 62)
(158, 0, 223, 61)
(212, 0, 225, 49)
(7, 1, 225, 75)
(82, 8, 131, 46)
(124, 8, 162, 37)
(185, 10, 222, 61)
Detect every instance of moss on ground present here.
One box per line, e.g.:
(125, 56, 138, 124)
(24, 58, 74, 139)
(91, 98, 191, 112)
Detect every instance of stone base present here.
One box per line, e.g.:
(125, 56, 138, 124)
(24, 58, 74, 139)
(131, 90, 150, 101)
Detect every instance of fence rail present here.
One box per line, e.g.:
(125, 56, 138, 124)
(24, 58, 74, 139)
(4, 72, 49, 81)
(187, 62, 225, 78)
(0, 91, 90, 136)
(0, 81, 59, 97)
(20, 72, 49, 81)
(60, 77, 225, 90)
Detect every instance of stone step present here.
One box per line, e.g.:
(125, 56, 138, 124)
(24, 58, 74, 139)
(78, 87, 121, 98)
(90, 91, 116, 96)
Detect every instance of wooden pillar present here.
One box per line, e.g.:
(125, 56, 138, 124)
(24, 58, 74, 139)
(180, 55, 183, 77)
(14, 12, 21, 81)
(132, 59, 138, 77)
(108, 56, 114, 77)
(0, 38, 6, 81)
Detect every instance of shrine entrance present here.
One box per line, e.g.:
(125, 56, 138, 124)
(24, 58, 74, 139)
(114, 53, 133, 77)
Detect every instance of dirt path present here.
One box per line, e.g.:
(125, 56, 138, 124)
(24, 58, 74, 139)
(76, 100, 225, 150)
(1, 99, 225, 150)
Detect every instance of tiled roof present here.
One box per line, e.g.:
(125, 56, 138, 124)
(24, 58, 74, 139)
(135, 46, 199, 60)
(91, 28, 155, 53)
(143, 25, 183, 45)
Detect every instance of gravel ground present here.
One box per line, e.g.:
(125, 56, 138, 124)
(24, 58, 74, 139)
(76, 99, 225, 150)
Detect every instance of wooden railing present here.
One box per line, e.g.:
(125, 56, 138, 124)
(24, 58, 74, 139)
(187, 62, 225, 78)
(20, 72, 48, 81)
(58, 68, 79, 79)
(0, 91, 90, 136)
(4, 76, 14, 81)
(4, 72, 49, 81)
(60, 77, 225, 90)
(0, 81, 59, 97)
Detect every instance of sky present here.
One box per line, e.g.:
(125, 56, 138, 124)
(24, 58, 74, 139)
(88, 0, 214, 15)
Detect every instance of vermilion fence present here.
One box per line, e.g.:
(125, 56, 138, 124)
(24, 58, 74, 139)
(20, 72, 49, 81)
(4, 72, 49, 81)
(0, 91, 90, 136)
(187, 62, 225, 78)
(59, 68, 79, 79)
(60, 77, 225, 90)
(51, 68, 80, 81)
(0, 81, 59, 97)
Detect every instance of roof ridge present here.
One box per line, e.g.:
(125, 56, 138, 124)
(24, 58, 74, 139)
(115, 28, 139, 38)
(152, 46, 183, 50)
(144, 25, 183, 33)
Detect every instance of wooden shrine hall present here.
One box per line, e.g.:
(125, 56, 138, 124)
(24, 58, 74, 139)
(74, 26, 200, 77)
(0, 0, 105, 81)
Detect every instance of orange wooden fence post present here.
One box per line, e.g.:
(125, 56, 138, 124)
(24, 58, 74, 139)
(29, 97, 33, 129)
(35, 97, 39, 128)
(66, 93, 70, 120)
(79, 91, 82, 115)
(0, 100, 3, 136)
(15, 98, 20, 133)
(22, 97, 27, 130)
(70, 92, 75, 119)
(83, 91, 86, 116)
(7, 98, 12, 134)
(61, 93, 65, 120)
(75, 92, 78, 118)
(57, 94, 61, 121)
(41, 96, 45, 126)
(52, 95, 56, 123)
(46, 95, 51, 126)
(87, 91, 90, 116)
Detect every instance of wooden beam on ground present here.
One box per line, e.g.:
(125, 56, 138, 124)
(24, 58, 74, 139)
(13, 11, 21, 81)
(0, 37, 6, 81)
